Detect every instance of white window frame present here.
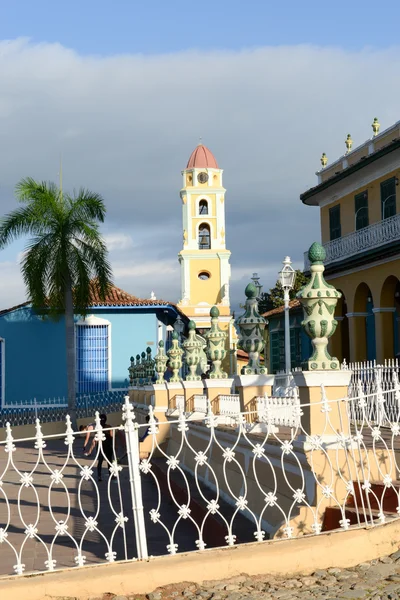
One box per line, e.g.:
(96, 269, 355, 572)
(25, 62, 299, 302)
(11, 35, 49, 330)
(75, 315, 112, 393)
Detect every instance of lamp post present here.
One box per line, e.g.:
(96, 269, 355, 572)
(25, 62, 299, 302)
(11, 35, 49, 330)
(174, 315, 186, 377)
(279, 257, 296, 374)
(250, 272, 263, 300)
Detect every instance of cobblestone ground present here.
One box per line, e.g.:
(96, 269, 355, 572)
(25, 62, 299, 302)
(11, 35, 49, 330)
(50, 549, 400, 600)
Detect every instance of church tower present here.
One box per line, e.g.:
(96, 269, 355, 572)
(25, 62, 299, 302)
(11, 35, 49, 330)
(178, 143, 232, 336)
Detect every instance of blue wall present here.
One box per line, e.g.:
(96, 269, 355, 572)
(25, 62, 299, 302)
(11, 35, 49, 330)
(0, 306, 67, 403)
(0, 305, 174, 405)
(92, 308, 159, 389)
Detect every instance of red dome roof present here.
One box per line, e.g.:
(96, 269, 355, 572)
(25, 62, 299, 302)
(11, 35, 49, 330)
(186, 144, 219, 169)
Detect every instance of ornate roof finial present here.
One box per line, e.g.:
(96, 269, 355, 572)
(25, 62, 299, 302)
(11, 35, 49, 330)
(198, 136, 203, 146)
(345, 134, 353, 155)
(236, 283, 267, 375)
(372, 117, 380, 137)
(320, 153, 328, 168)
(297, 242, 341, 371)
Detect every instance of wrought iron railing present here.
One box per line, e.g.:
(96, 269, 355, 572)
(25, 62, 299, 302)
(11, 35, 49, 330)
(304, 213, 400, 270)
(1, 390, 400, 578)
(0, 390, 127, 427)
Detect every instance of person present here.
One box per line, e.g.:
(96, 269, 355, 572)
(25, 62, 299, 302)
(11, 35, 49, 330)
(79, 423, 96, 456)
(139, 415, 151, 443)
(118, 415, 153, 464)
(96, 413, 115, 482)
(164, 362, 173, 382)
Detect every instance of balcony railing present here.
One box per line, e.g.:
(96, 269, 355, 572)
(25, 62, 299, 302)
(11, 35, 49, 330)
(304, 213, 400, 270)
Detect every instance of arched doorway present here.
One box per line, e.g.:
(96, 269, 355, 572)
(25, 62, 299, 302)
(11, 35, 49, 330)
(380, 275, 400, 360)
(353, 283, 376, 362)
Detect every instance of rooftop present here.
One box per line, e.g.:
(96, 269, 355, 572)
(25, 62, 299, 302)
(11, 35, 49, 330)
(0, 282, 182, 316)
(262, 299, 301, 318)
(301, 119, 400, 205)
(186, 144, 219, 169)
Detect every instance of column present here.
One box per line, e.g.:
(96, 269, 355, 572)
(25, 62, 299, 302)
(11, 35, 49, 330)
(346, 313, 368, 362)
(373, 308, 396, 362)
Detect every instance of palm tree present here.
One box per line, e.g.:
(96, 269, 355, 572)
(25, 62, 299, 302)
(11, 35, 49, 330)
(0, 178, 113, 426)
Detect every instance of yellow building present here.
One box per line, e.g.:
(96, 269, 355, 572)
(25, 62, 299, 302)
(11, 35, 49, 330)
(300, 119, 400, 364)
(177, 144, 236, 370)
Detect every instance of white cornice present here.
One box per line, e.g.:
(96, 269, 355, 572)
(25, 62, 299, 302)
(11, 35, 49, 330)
(315, 121, 400, 178)
(311, 149, 400, 208)
(372, 307, 396, 313)
(346, 312, 369, 318)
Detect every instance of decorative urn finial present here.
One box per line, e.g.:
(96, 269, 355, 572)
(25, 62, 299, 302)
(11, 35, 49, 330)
(135, 353, 141, 385)
(205, 306, 228, 379)
(345, 134, 353, 155)
(145, 346, 154, 383)
(128, 356, 135, 386)
(154, 340, 168, 384)
(320, 153, 328, 168)
(296, 242, 341, 370)
(183, 321, 202, 381)
(167, 332, 183, 383)
(372, 117, 380, 137)
(236, 283, 267, 375)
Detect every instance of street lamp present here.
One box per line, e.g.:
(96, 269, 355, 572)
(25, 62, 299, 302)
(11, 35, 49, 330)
(251, 272, 263, 299)
(174, 315, 185, 340)
(279, 256, 296, 374)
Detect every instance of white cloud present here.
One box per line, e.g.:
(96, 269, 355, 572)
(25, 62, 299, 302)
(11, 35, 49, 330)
(1, 39, 400, 312)
(103, 233, 134, 251)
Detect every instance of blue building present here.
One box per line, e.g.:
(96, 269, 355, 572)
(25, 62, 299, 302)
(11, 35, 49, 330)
(0, 283, 184, 406)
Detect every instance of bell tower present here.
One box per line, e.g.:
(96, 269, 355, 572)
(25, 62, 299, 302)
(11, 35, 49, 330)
(178, 143, 232, 334)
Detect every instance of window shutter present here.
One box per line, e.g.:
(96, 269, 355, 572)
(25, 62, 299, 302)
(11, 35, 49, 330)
(381, 177, 396, 219)
(354, 191, 369, 230)
(329, 205, 341, 240)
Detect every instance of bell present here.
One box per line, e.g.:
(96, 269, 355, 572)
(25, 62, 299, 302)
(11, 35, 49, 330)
(199, 235, 209, 246)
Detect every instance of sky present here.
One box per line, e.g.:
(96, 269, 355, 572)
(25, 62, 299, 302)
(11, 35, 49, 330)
(0, 0, 400, 312)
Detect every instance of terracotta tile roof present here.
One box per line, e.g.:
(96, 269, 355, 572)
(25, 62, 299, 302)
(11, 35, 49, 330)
(262, 299, 301, 318)
(237, 348, 264, 363)
(0, 283, 183, 316)
(0, 301, 31, 316)
(88, 280, 174, 307)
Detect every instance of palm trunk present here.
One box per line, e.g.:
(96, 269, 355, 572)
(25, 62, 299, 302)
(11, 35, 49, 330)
(65, 281, 77, 429)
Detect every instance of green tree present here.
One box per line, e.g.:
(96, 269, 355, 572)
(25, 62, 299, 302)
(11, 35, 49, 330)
(258, 270, 309, 315)
(0, 178, 113, 425)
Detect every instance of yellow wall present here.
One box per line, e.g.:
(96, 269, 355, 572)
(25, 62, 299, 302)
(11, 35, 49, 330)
(188, 257, 222, 305)
(320, 167, 400, 244)
(327, 259, 400, 362)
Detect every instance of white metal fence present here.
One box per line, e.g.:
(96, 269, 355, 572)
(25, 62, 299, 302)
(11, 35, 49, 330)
(1, 389, 400, 578)
(256, 392, 302, 428)
(345, 360, 400, 424)
(0, 390, 127, 427)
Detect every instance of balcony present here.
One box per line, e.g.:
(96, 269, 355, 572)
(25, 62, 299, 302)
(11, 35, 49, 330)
(304, 213, 400, 271)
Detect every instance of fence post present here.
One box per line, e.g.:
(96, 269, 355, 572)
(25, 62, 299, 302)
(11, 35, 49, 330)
(34, 398, 37, 420)
(122, 395, 148, 560)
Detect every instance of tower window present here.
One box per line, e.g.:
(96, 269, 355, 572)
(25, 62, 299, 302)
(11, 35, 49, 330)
(198, 271, 210, 280)
(199, 200, 208, 215)
(198, 224, 211, 249)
